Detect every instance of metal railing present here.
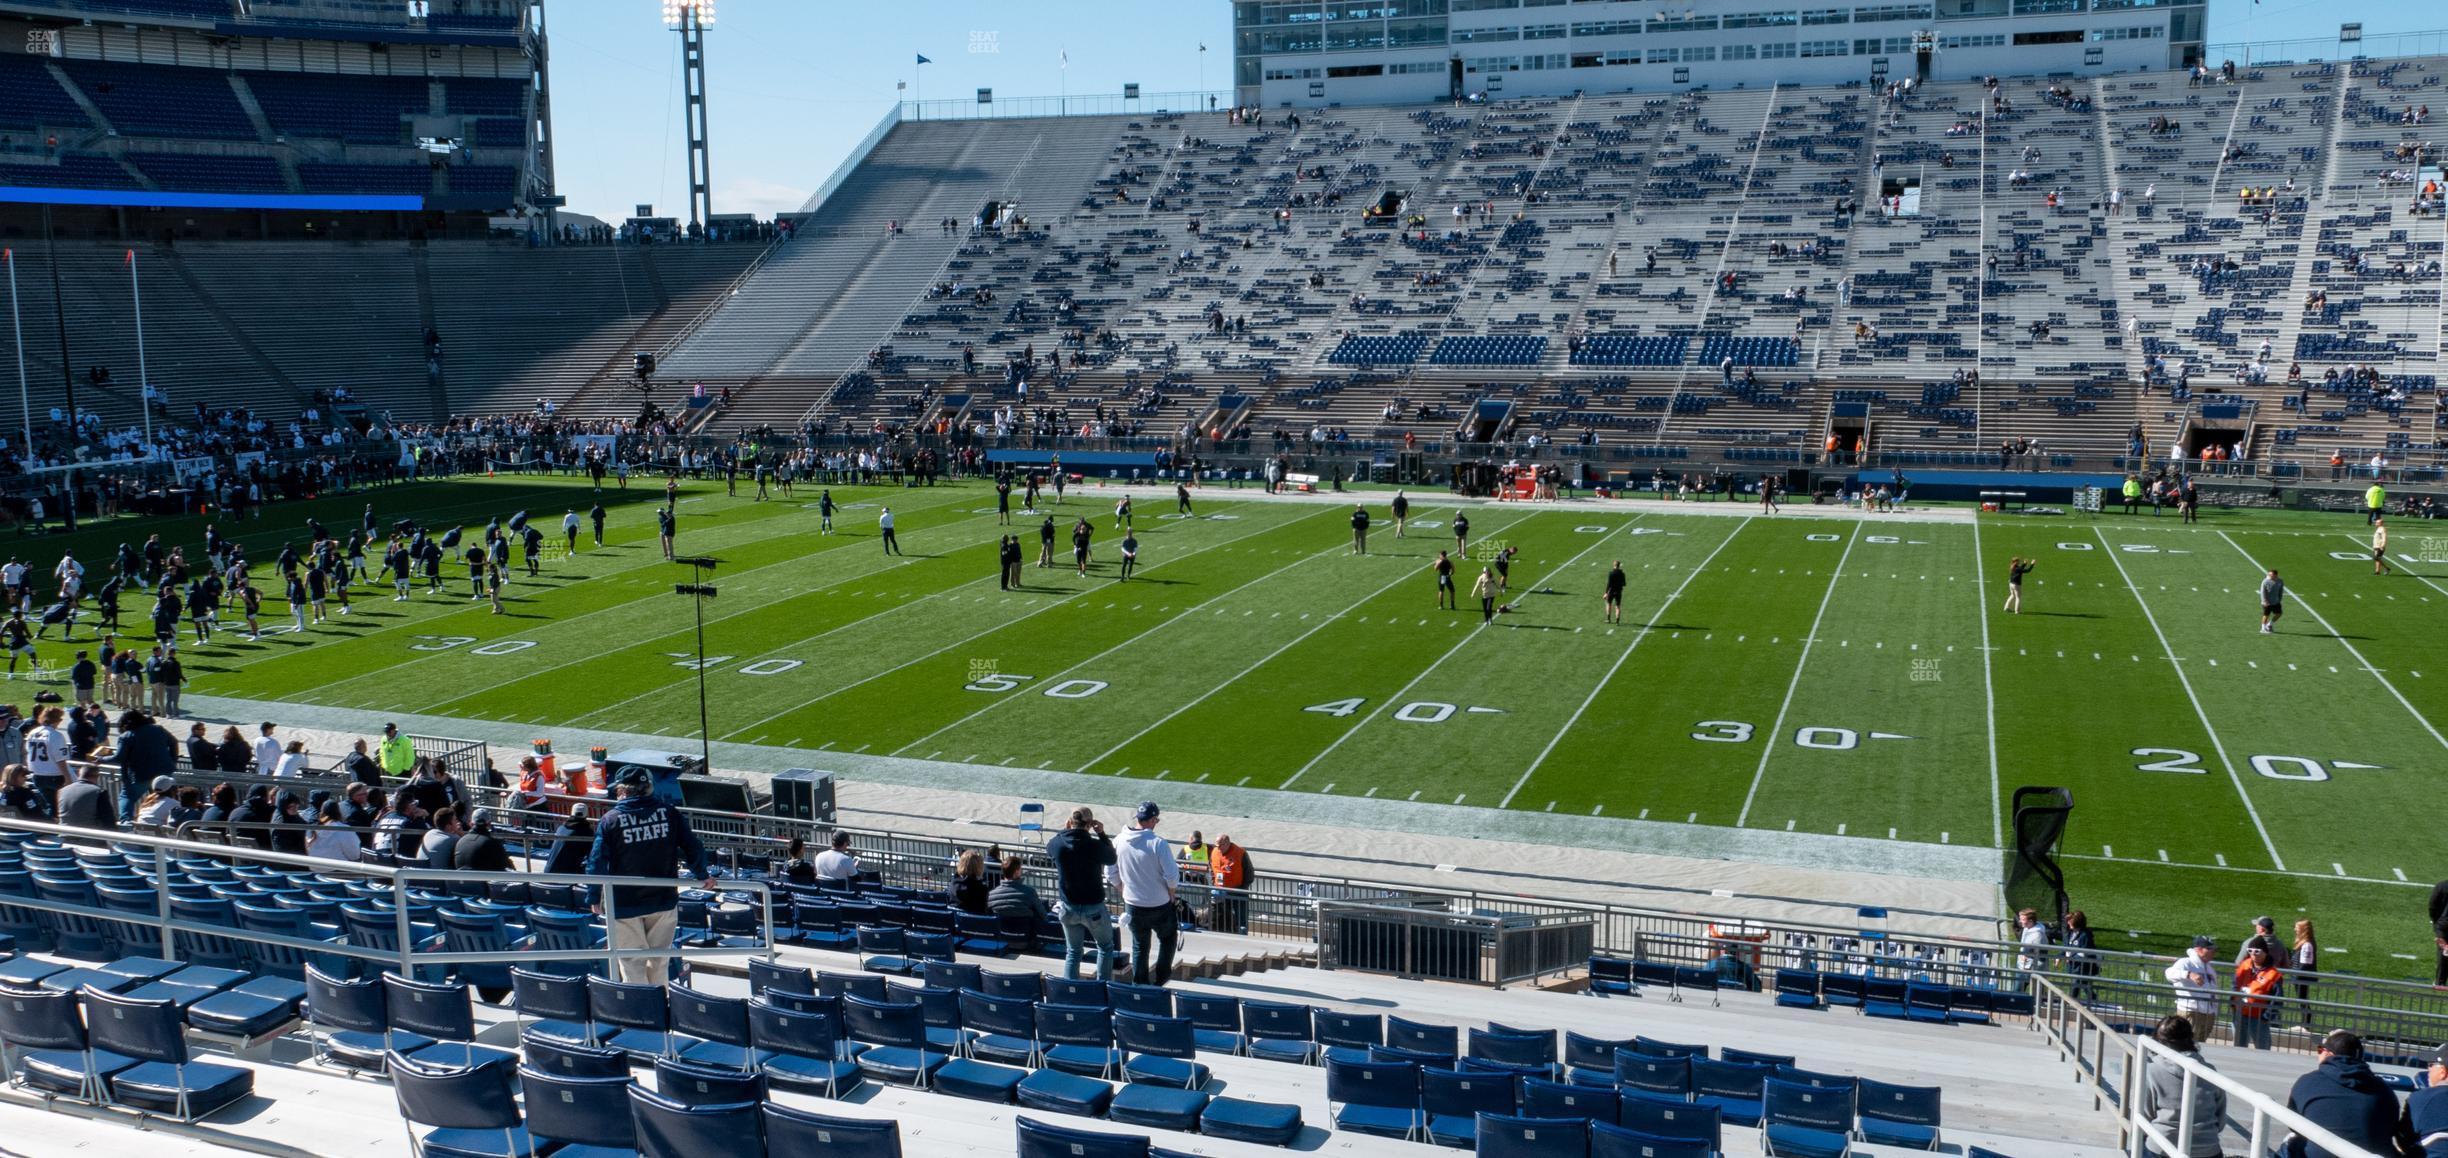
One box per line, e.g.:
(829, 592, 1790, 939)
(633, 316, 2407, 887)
(900, 90, 1230, 122)
(2033, 972, 2142, 1126)
(1316, 901, 1595, 987)
(2129, 1034, 2389, 1158)
(0, 815, 776, 980)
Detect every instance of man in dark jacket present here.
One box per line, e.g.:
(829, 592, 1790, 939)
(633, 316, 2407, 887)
(1044, 806, 1119, 982)
(2285, 1031, 2415, 1158)
(2402, 1045, 2448, 1158)
(113, 710, 178, 824)
(587, 769, 710, 985)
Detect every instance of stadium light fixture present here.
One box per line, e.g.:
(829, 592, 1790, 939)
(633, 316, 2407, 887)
(660, 0, 713, 27)
(661, 0, 715, 226)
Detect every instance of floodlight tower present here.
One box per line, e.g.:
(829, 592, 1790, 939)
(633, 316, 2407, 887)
(662, 0, 714, 228)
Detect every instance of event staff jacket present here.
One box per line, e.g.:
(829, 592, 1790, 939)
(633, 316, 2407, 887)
(586, 795, 709, 918)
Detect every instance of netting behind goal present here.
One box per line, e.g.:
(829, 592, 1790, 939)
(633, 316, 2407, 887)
(2005, 786, 2074, 933)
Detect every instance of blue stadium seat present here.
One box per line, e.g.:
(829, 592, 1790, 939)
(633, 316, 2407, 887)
(1200, 1095, 1306, 1146)
(1691, 1058, 1773, 1126)
(520, 1032, 630, 1079)
(1115, 1011, 1210, 1089)
(1593, 1121, 1714, 1158)
(1587, 957, 1634, 996)
(763, 1103, 903, 1158)
(587, 976, 674, 1059)
(1619, 1089, 1721, 1150)
(1773, 970, 1823, 1009)
(626, 1086, 761, 1158)
(1319, 1010, 1386, 1064)
(518, 1066, 637, 1154)
(1044, 977, 1109, 1008)
(1387, 1015, 1459, 1059)
(1425, 1066, 1520, 1147)
(843, 994, 946, 1088)
(1016, 1115, 1146, 1158)
(1017, 1065, 1117, 1117)
(1174, 992, 1245, 1055)
(86, 988, 252, 1122)
(1763, 1078, 1855, 1158)
(1328, 1058, 1423, 1140)
(508, 968, 594, 1047)
(653, 1055, 767, 1108)
(308, 966, 431, 1073)
(386, 1050, 533, 1158)
(1480, 1113, 1591, 1158)
(383, 973, 515, 1069)
(747, 999, 861, 1098)
(1526, 1076, 1620, 1122)
(1614, 1052, 1692, 1098)
(1242, 1000, 1316, 1065)
(1854, 1079, 1942, 1149)
(1722, 1047, 1795, 1071)
(959, 988, 1041, 1067)
(1108, 982, 1172, 1019)
(0, 986, 135, 1103)
(1038, 1002, 1123, 1078)
(981, 970, 1044, 1003)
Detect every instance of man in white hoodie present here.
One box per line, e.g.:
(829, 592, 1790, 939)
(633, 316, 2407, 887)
(2165, 935, 2220, 1043)
(1113, 800, 1183, 986)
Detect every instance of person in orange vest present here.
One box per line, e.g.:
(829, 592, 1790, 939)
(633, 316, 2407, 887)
(1207, 835, 1252, 934)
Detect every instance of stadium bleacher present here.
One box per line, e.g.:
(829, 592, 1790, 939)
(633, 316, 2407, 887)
(0, 816, 2159, 1158)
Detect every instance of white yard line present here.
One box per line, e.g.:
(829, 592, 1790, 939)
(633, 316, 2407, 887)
(2226, 531, 2448, 754)
(701, 505, 1330, 741)
(1497, 516, 1748, 809)
(1072, 508, 1516, 774)
(890, 507, 1424, 756)
(2097, 526, 2286, 869)
(1970, 518, 2003, 848)
(1280, 512, 1632, 791)
(2340, 532, 2448, 602)
(1735, 523, 1861, 827)
(271, 490, 990, 699)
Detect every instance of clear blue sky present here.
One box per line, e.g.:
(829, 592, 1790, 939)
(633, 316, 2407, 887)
(541, 0, 2423, 224)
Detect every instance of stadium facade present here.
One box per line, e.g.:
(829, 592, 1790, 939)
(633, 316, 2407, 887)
(1233, 0, 2208, 108)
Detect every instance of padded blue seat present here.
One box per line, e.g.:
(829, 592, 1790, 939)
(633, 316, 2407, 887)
(0, 987, 137, 1102)
(1425, 1067, 1520, 1148)
(509, 969, 594, 1048)
(627, 1086, 760, 1158)
(1586, 957, 1633, 996)
(1855, 1079, 1941, 1149)
(518, 1066, 637, 1155)
(1016, 1115, 1144, 1158)
(1619, 1089, 1721, 1149)
(1764, 1078, 1854, 1158)
(1201, 1095, 1304, 1145)
(1593, 1121, 1712, 1158)
(747, 1001, 861, 1098)
(88, 989, 254, 1121)
(1329, 1058, 1422, 1140)
(1524, 1076, 1617, 1122)
(763, 1102, 902, 1157)
(387, 1050, 538, 1158)
(937, 1056, 1029, 1103)
(1109, 1081, 1211, 1130)
(0, 956, 67, 987)
(1479, 1113, 1590, 1158)
(844, 995, 947, 1088)
(1018, 1066, 1116, 1116)
(186, 975, 309, 1038)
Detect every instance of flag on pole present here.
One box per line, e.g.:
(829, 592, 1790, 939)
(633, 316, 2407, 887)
(916, 53, 931, 65)
(1060, 49, 1069, 69)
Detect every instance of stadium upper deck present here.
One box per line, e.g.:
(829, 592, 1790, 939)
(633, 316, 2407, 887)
(654, 56, 2446, 465)
(0, 0, 544, 211)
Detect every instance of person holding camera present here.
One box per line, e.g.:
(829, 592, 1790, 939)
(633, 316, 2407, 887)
(1046, 807, 1119, 981)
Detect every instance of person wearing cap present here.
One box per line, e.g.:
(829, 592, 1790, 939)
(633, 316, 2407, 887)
(1045, 806, 1119, 981)
(811, 831, 861, 883)
(2400, 1045, 2448, 1158)
(2167, 936, 2220, 1043)
(136, 775, 180, 828)
(2283, 1030, 2416, 1158)
(2138, 1014, 2229, 1158)
(1114, 800, 1184, 986)
(588, 767, 711, 985)
(2234, 942, 2283, 1050)
(2238, 915, 2280, 966)
(376, 723, 416, 779)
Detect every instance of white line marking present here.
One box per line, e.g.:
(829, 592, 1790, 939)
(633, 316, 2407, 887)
(2232, 530, 2448, 756)
(1970, 517, 2004, 847)
(1286, 511, 1630, 790)
(2098, 526, 2285, 870)
(1499, 517, 1747, 808)
(1737, 523, 1861, 826)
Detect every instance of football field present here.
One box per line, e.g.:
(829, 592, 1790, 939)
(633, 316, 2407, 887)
(21, 475, 2447, 974)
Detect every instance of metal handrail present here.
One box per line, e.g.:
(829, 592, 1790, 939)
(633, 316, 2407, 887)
(0, 814, 774, 978)
(2130, 1034, 2387, 1158)
(2032, 972, 2142, 1128)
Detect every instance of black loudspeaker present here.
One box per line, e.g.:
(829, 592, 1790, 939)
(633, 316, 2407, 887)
(771, 768, 836, 823)
(633, 351, 656, 378)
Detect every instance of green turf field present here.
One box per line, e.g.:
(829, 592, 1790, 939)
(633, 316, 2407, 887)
(14, 475, 2447, 975)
